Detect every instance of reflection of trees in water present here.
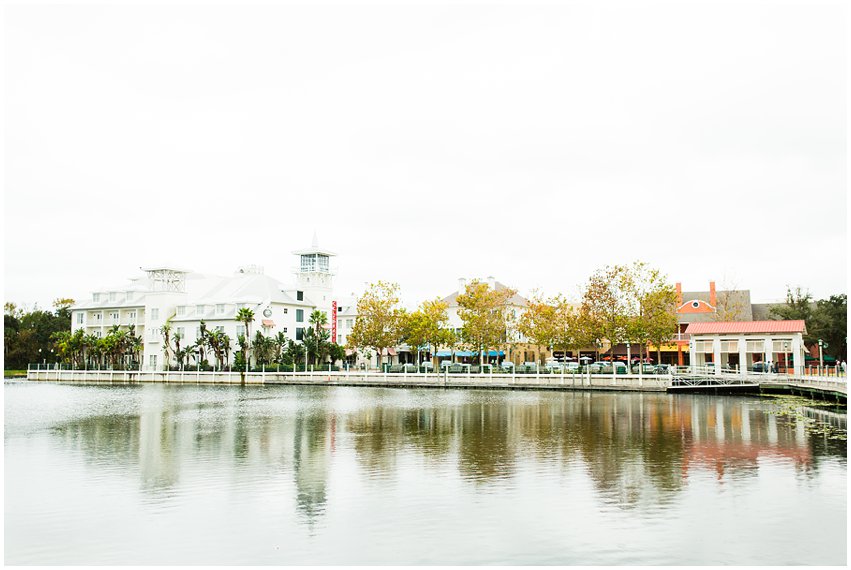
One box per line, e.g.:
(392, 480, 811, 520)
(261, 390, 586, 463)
(52, 415, 141, 466)
(47, 386, 835, 520)
(346, 407, 402, 477)
(556, 393, 687, 508)
(455, 401, 515, 481)
(398, 408, 455, 460)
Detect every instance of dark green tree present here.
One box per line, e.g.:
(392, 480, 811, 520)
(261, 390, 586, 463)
(809, 294, 847, 360)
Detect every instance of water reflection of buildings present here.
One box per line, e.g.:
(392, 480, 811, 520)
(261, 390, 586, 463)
(50, 387, 840, 521)
(292, 411, 333, 525)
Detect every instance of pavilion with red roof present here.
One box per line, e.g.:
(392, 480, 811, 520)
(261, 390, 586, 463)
(684, 320, 807, 375)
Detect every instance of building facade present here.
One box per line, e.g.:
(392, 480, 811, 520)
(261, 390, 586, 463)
(686, 320, 807, 375)
(71, 238, 338, 371)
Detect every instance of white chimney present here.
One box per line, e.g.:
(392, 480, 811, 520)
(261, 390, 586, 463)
(458, 277, 467, 294)
(487, 275, 496, 289)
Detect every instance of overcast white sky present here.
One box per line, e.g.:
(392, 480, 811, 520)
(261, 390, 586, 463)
(3, 0, 847, 312)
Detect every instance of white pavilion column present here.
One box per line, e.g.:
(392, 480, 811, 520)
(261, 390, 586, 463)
(791, 334, 804, 376)
(713, 336, 722, 375)
(738, 336, 747, 375)
(763, 336, 773, 371)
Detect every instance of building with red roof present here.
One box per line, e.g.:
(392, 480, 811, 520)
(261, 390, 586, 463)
(684, 320, 807, 375)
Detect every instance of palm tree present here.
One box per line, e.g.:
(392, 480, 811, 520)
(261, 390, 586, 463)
(251, 331, 276, 366)
(172, 329, 184, 370)
(309, 309, 328, 336)
(288, 339, 305, 370)
(175, 346, 190, 371)
(207, 329, 230, 370)
(302, 327, 320, 366)
(273, 332, 288, 367)
(160, 321, 173, 369)
(52, 331, 72, 367)
(235, 308, 255, 370)
(301, 311, 332, 366)
(68, 329, 85, 368)
(127, 325, 142, 370)
(221, 333, 232, 370)
(83, 333, 100, 369)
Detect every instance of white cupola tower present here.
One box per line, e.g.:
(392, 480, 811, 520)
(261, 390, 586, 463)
(292, 232, 335, 307)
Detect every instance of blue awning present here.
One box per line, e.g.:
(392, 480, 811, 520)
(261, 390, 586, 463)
(436, 350, 504, 357)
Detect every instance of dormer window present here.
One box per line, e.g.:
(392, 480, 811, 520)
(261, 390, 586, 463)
(297, 291, 304, 301)
(93, 293, 101, 302)
(109, 292, 117, 302)
(196, 305, 204, 315)
(177, 306, 185, 316)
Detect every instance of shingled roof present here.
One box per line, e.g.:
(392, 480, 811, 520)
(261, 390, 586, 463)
(685, 320, 807, 335)
(678, 289, 753, 322)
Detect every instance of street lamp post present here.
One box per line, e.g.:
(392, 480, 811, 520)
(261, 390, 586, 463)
(818, 339, 824, 374)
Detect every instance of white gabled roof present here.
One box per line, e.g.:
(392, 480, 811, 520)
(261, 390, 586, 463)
(72, 264, 329, 314)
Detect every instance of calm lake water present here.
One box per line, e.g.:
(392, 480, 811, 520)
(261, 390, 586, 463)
(4, 380, 847, 565)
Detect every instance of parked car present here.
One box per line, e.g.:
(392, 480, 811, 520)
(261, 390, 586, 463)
(631, 363, 656, 375)
(500, 361, 515, 372)
(752, 362, 771, 373)
(564, 362, 581, 372)
(545, 362, 564, 373)
(420, 361, 433, 372)
(654, 364, 672, 375)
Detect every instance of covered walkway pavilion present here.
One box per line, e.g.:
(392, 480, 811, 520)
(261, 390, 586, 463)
(685, 320, 807, 375)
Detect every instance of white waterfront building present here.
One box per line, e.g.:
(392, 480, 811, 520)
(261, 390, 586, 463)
(71, 237, 339, 371)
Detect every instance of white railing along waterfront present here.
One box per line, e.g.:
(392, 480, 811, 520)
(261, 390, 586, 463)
(23, 363, 846, 394)
(25, 366, 673, 390)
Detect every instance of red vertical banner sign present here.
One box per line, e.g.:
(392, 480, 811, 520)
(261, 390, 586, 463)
(331, 301, 337, 343)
